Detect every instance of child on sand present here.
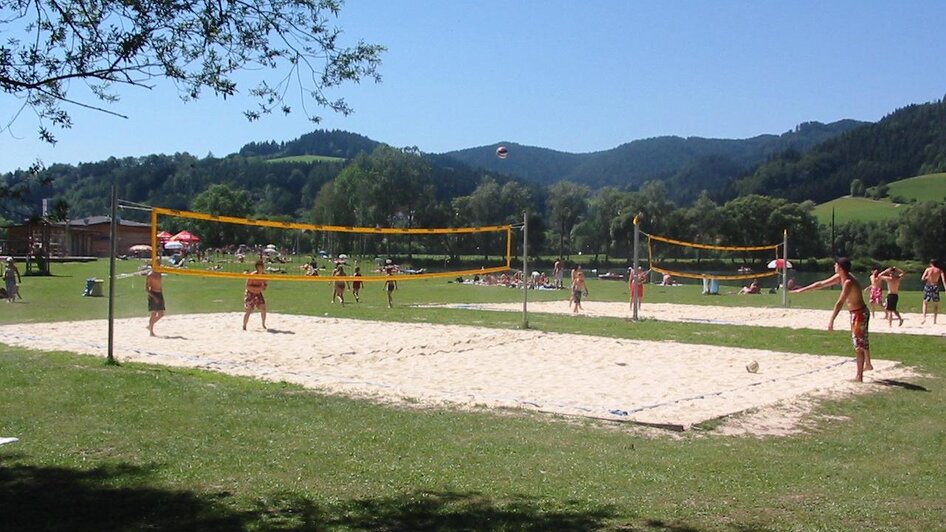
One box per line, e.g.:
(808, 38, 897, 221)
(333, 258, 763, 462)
(864, 266, 883, 318)
(332, 264, 347, 305)
(879, 266, 904, 327)
(384, 268, 398, 308)
(792, 257, 873, 382)
(145, 268, 165, 336)
(351, 267, 363, 302)
(243, 260, 268, 330)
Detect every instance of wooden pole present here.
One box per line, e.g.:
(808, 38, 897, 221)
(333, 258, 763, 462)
(522, 211, 529, 329)
(631, 215, 640, 321)
(107, 186, 118, 365)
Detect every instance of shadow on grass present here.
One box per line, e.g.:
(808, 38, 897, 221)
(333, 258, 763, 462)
(872, 378, 930, 392)
(0, 460, 621, 531)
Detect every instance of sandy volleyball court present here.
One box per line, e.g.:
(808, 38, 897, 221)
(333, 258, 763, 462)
(0, 309, 916, 433)
(437, 300, 946, 336)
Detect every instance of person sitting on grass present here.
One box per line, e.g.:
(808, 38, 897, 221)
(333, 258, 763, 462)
(739, 280, 761, 295)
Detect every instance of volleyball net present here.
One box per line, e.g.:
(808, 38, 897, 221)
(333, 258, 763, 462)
(150, 207, 514, 283)
(642, 231, 783, 282)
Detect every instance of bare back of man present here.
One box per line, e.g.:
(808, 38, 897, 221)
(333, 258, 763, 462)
(880, 267, 904, 327)
(921, 260, 946, 324)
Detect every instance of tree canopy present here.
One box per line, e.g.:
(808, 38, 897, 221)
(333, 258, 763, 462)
(0, 0, 384, 142)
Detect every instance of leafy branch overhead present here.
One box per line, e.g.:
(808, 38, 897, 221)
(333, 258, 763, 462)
(0, 0, 384, 142)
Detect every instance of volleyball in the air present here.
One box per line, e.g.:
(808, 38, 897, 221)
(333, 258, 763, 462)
(496, 145, 508, 159)
(746, 360, 759, 373)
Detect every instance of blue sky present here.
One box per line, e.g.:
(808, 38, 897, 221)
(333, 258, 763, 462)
(2, 1, 945, 172)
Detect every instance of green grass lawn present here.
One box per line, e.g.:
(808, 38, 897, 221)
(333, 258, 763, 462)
(2, 261, 945, 530)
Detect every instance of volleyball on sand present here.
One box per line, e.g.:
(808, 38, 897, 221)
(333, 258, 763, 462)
(746, 360, 760, 373)
(496, 145, 508, 159)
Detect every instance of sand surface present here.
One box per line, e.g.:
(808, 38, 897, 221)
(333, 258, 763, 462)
(434, 300, 946, 336)
(0, 310, 918, 433)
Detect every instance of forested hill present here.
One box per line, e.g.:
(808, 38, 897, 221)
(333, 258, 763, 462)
(733, 99, 946, 203)
(238, 130, 381, 158)
(441, 120, 865, 202)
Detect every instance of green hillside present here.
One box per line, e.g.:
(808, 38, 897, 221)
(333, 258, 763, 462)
(812, 197, 902, 224)
(887, 172, 946, 202)
(811, 172, 946, 224)
(265, 155, 346, 164)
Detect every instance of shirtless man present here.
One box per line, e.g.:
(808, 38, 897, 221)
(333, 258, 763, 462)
(243, 260, 268, 330)
(570, 265, 587, 313)
(792, 257, 873, 382)
(864, 266, 883, 318)
(921, 259, 946, 324)
(879, 266, 904, 327)
(145, 268, 165, 336)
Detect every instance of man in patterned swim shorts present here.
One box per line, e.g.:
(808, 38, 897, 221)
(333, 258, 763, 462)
(793, 257, 873, 382)
(243, 260, 269, 330)
(921, 259, 946, 325)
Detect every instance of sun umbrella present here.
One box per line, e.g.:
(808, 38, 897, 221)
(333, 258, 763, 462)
(129, 244, 152, 252)
(170, 230, 201, 243)
(156, 231, 172, 241)
(163, 241, 184, 250)
(767, 259, 793, 269)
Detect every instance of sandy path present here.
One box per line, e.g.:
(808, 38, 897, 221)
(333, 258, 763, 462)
(0, 312, 913, 432)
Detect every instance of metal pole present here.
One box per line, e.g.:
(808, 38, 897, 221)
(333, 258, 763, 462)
(631, 215, 640, 321)
(782, 229, 789, 307)
(107, 186, 118, 364)
(522, 211, 529, 329)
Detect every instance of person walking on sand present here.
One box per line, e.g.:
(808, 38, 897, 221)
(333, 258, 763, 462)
(243, 260, 268, 330)
(792, 257, 873, 382)
(921, 259, 946, 324)
(351, 266, 363, 302)
(383, 267, 398, 308)
(880, 266, 905, 327)
(864, 266, 884, 318)
(145, 268, 165, 336)
(332, 264, 347, 305)
(3, 257, 21, 303)
(570, 264, 587, 313)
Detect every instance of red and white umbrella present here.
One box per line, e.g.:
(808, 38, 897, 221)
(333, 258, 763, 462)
(767, 259, 793, 270)
(169, 230, 201, 243)
(156, 231, 172, 241)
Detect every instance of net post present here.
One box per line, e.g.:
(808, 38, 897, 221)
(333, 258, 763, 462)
(782, 229, 789, 307)
(150, 208, 158, 271)
(631, 215, 640, 321)
(106, 186, 117, 365)
(521, 211, 529, 329)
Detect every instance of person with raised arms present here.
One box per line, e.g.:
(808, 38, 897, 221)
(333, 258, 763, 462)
(792, 257, 873, 382)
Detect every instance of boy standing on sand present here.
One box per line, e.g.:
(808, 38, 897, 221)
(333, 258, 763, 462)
(145, 268, 165, 336)
(865, 266, 883, 318)
(383, 268, 398, 308)
(792, 257, 873, 382)
(879, 266, 905, 327)
(921, 259, 946, 324)
(243, 260, 268, 331)
(351, 267, 363, 302)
